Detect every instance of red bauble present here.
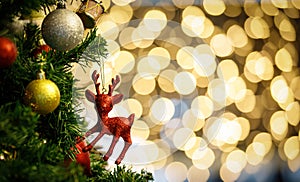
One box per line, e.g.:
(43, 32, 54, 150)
(33, 45, 51, 58)
(65, 137, 91, 176)
(0, 37, 17, 68)
(75, 138, 91, 176)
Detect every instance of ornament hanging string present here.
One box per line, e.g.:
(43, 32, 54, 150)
(97, 37, 106, 93)
(99, 56, 106, 93)
(37, 62, 46, 79)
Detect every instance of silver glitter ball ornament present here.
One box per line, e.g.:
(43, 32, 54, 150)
(42, 8, 84, 51)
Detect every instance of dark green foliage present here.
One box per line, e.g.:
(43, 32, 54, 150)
(0, 102, 40, 160)
(0, 0, 56, 18)
(0, 24, 97, 159)
(107, 166, 153, 182)
(88, 154, 154, 182)
(0, 102, 86, 182)
(0, 0, 56, 35)
(0, 24, 94, 181)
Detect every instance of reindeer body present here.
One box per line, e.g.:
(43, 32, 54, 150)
(83, 70, 135, 164)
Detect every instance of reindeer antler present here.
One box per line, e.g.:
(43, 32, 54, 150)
(91, 70, 101, 95)
(108, 75, 120, 96)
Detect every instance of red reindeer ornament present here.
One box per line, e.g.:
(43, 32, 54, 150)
(83, 70, 135, 165)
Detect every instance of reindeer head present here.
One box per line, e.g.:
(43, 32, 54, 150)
(97, 93, 113, 112)
(86, 70, 123, 114)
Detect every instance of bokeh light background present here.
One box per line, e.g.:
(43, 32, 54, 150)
(70, 0, 300, 181)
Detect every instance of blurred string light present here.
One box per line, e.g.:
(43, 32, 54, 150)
(70, 0, 300, 181)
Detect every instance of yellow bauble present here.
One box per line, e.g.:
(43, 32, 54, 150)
(24, 77, 60, 115)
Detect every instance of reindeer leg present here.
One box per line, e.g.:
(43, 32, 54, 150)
(103, 136, 119, 161)
(84, 122, 101, 138)
(115, 141, 132, 165)
(115, 116, 134, 164)
(83, 130, 106, 152)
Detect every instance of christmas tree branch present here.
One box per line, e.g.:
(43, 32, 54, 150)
(0, 2, 153, 178)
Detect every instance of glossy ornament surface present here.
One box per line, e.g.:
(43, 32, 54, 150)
(0, 37, 17, 68)
(24, 70, 60, 114)
(41, 8, 84, 51)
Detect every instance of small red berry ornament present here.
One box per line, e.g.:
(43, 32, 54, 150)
(65, 137, 91, 176)
(33, 45, 51, 58)
(0, 37, 17, 68)
(75, 137, 91, 176)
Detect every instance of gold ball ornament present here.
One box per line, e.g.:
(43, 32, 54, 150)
(24, 71, 60, 115)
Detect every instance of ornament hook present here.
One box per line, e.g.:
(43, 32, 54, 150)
(57, 0, 66, 9)
(37, 62, 46, 80)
